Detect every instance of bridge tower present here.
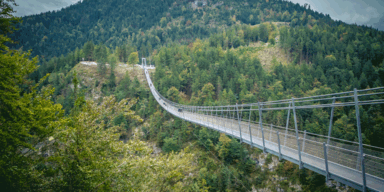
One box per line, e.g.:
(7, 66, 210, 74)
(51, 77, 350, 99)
(142, 58, 147, 68)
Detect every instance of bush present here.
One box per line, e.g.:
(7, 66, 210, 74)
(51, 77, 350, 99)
(265, 153, 273, 166)
(268, 37, 275, 45)
(162, 137, 180, 153)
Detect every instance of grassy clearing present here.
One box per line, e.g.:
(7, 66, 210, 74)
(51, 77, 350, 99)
(68, 62, 155, 100)
(71, 62, 155, 86)
(256, 44, 291, 71)
(236, 42, 291, 71)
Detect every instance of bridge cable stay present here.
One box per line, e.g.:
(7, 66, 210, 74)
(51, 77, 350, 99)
(142, 61, 384, 192)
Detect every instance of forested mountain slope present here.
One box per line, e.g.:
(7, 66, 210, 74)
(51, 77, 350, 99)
(5, 0, 384, 191)
(22, 0, 384, 150)
(11, 0, 358, 61)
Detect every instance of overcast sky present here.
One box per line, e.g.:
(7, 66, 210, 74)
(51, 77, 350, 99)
(290, 0, 384, 31)
(12, 0, 384, 31)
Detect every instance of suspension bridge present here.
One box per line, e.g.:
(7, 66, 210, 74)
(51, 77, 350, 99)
(142, 59, 384, 192)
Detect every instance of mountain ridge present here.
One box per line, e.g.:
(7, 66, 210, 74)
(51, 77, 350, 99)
(11, 0, 364, 61)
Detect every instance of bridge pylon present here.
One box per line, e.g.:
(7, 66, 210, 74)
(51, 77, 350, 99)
(142, 58, 147, 68)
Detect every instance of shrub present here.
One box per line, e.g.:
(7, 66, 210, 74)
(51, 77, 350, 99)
(162, 137, 180, 153)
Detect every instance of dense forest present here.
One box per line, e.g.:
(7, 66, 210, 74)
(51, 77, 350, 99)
(11, 0, 358, 61)
(151, 21, 384, 147)
(2, 0, 384, 191)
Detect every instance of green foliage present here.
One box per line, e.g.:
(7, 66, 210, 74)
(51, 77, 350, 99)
(7, 0, 384, 190)
(265, 154, 273, 166)
(95, 44, 108, 75)
(162, 137, 180, 153)
(167, 87, 180, 102)
(83, 41, 94, 61)
(128, 51, 139, 65)
(258, 23, 269, 42)
(0, 30, 63, 190)
(115, 73, 131, 101)
(197, 127, 215, 150)
(45, 96, 142, 191)
(108, 54, 118, 71)
(12, 0, 345, 63)
(150, 22, 384, 149)
(0, 0, 21, 36)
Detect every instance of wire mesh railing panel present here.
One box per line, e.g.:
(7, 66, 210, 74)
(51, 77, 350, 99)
(363, 147, 384, 159)
(269, 128, 278, 145)
(264, 126, 275, 144)
(302, 139, 324, 159)
(283, 134, 299, 153)
(250, 124, 261, 140)
(240, 124, 250, 139)
(281, 134, 300, 160)
(327, 145, 359, 171)
(365, 155, 384, 178)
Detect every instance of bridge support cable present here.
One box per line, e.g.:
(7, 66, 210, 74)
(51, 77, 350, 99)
(327, 97, 336, 145)
(143, 66, 384, 191)
(284, 103, 291, 146)
(292, 98, 303, 169)
(236, 103, 243, 143)
(324, 143, 330, 182)
(230, 107, 234, 136)
(210, 106, 213, 128)
(248, 104, 253, 146)
(302, 130, 307, 153)
(354, 88, 367, 192)
(277, 131, 282, 161)
(258, 102, 266, 153)
(215, 106, 218, 130)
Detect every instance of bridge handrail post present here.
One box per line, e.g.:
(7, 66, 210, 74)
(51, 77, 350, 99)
(323, 143, 330, 182)
(269, 124, 273, 141)
(248, 104, 253, 146)
(200, 107, 202, 123)
(284, 103, 291, 146)
(236, 103, 243, 143)
(354, 88, 366, 192)
(201, 107, 203, 119)
(211, 106, 216, 127)
(277, 131, 282, 161)
(222, 106, 225, 132)
(222, 106, 226, 133)
(182, 105, 186, 120)
(230, 106, 234, 136)
(215, 106, 218, 129)
(292, 97, 303, 169)
(362, 154, 367, 192)
(208, 107, 210, 126)
(258, 102, 266, 153)
(226, 106, 229, 134)
(212, 106, 214, 128)
(206, 107, 208, 127)
(201, 107, 203, 124)
(302, 130, 307, 153)
(210, 106, 213, 128)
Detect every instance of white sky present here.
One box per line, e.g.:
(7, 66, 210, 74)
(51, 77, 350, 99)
(13, 0, 80, 16)
(289, 0, 384, 30)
